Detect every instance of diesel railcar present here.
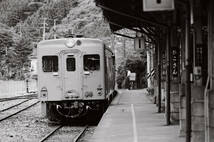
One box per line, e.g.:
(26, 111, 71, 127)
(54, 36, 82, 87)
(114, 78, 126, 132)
(37, 38, 116, 122)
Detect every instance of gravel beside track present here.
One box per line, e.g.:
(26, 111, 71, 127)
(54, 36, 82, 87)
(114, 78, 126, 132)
(0, 100, 53, 142)
(78, 127, 96, 142)
(0, 100, 96, 142)
(0, 99, 29, 111)
(0, 99, 39, 122)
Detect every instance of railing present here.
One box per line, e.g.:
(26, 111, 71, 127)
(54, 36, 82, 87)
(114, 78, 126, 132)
(0, 79, 37, 98)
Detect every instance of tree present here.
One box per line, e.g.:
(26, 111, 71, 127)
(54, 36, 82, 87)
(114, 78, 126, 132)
(0, 26, 32, 80)
(13, 36, 32, 79)
(0, 28, 14, 57)
(0, 27, 16, 79)
(0, 0, 32, 26)
(51, 0, 110, 39)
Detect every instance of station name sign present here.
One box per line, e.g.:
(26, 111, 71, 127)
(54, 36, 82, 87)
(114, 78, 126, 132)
(134, 37, 145, 51)
(143, 0, 175, 11)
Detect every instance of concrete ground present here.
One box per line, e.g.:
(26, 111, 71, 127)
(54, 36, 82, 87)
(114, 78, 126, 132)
(89, 89, 185, 142)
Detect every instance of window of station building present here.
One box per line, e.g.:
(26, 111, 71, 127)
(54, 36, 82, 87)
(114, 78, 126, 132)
(84, 54, 100, 71)
(66, 55, 76, 71)
(42, 56, 58, 72)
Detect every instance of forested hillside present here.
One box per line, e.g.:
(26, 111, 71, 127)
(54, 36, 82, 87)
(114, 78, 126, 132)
(0, 0, 147, 88)
(0, 0, 111, 80)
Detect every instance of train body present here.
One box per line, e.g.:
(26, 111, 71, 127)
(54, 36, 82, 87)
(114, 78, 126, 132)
(37, 38, 116, 121)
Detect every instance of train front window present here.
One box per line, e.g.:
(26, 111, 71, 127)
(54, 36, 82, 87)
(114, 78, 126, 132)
(84, 54, 100, 71)
(42, 56, 58, 72)
(66, 56, 76, 71)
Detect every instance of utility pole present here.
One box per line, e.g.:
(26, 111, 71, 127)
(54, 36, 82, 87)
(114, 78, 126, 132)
(19, 22, 22, 37)
(123, 38, 126, 57)
(53, 19, 57, 39)
(5, 46, 8, 55)
(43, 18, 47, 40)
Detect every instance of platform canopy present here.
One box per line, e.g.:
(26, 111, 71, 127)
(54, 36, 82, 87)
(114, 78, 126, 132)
(94, 0, 207, 39)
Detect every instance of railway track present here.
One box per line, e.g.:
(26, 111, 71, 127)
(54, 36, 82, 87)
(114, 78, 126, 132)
(0, 93, 38, 102)
(39, 125, 88, 142)
(73, 126, 88, 142)
(0, 99, 30, 112)
(0, 99, 39, 122)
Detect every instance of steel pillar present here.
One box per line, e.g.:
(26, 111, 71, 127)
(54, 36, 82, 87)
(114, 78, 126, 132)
(157, 35, 162, 113)
(166, 28, 171, 125)
(185, 1, 192, 142)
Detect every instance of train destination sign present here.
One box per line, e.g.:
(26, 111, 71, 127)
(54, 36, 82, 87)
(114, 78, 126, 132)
(143, 0, 175, 11)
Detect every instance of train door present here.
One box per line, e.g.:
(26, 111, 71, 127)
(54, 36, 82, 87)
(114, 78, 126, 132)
(62, 51, 83, 99)
(83, 54, 103, 99)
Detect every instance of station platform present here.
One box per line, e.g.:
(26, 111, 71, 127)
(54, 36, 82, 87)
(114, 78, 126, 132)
(89, 89, 185, 142)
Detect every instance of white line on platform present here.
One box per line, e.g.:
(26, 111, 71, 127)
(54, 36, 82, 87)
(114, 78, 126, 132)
(131, 104, 138, 142)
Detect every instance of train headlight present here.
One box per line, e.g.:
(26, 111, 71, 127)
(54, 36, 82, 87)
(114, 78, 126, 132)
(40, 87, 48, 98)
(65, 39, 76, 48)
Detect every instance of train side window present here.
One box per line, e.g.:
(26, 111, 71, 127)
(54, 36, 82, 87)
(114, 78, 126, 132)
(66, 56, 76, 71)
(42, 56, 58, 72)
(84, 54, 100, 71)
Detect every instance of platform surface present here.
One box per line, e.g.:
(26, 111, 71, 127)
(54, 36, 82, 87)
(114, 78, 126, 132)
(89, 89, 185, 142)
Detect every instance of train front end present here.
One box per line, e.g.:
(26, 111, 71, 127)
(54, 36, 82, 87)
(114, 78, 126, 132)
(37, 38, 106, 122)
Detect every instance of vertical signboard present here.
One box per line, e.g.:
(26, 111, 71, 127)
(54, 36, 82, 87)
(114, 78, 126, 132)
(162, 53, 166, 81)
(171, 46, 179, 79)
(134, 37, 145, 51)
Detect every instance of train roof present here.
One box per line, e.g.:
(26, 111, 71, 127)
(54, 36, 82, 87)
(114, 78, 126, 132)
(38, 38, 104, 47)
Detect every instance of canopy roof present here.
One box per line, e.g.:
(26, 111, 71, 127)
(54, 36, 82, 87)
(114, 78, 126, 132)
(94, 0, 207, 38)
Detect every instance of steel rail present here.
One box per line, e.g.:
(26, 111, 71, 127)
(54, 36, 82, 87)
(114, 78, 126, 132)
(0, 99, 30, 112)
(39, 125, 88, 142)
(73, 126, 88, 142)
(39, 125, 63, 142)
(0, 100, 39, 122)
(0, 94, 37, 102)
